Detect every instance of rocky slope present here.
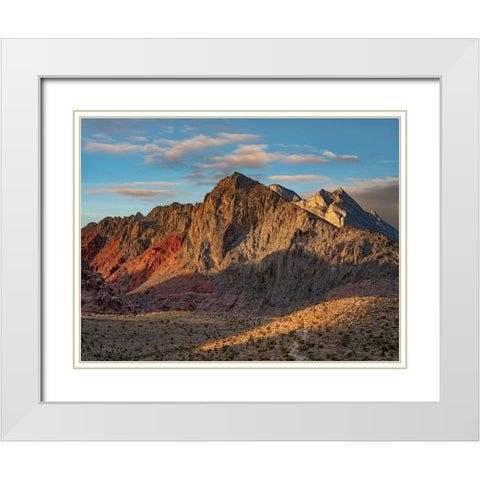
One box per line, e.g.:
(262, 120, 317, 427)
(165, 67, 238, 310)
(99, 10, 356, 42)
(107, 234, 185, 292)
(269, 184, 301, 202)
(82, 172, 399, 315)
(83, 202, 193, 261)
(81, 261, 136, 314)
(295, 188, 398, 242)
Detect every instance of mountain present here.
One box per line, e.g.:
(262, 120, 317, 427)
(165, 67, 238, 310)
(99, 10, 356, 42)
(81, 172, 398, 315)
(81, 261, 137, 314)
(295, 187, 399, 242)
(81, 202, 193, 279)
(269, 184, 301, 202)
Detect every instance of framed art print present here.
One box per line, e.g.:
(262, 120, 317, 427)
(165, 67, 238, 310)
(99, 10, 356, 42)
(74, 109, 406, 369)
(1, 39, 478, 439)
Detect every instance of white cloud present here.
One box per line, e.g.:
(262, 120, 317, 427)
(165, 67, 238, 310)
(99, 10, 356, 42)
(83, 133, 261, 162)
(127, 136, 147, 142)
(323, 150, 361, 162)
(83, 141, 163, 154)
(283, 154, 328, 164)
(148, 132, 261, 162)
(92, 132, 114, 142)
(210, 144, 278, 169)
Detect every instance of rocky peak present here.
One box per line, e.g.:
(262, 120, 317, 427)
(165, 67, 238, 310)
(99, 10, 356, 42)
(331, 187, 355, 203)
(269, 184, 301, 202)
(295, 187, 398, 242)
(184, 173, 288, 270)
(315, 188, 334, 206)
(210, 171, 260, 196)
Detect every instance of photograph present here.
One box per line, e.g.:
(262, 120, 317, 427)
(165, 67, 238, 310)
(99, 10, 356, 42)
(80, 115, 400, 362)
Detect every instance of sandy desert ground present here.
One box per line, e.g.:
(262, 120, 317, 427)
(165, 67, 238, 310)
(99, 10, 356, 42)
(81, 295, 399, 362)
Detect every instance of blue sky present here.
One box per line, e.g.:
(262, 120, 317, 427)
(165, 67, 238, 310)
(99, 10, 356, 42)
(81, 117, 399, 227)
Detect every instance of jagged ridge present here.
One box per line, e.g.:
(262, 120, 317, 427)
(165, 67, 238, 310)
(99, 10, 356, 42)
(269, 184, 301, 202)
(81, 172, 398, 315)
(295, 187, 398, 242)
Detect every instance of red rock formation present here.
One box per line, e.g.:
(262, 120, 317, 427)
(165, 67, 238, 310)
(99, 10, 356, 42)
(89, 235, 125, 279)
(108, 234, 185, 291)
(81, 229, 104, 263)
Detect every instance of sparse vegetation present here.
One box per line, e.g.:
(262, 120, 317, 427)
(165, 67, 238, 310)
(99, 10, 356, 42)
(81, 296, 399, 362)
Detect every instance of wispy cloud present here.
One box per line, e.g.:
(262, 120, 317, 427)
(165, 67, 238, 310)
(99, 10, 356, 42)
(209, 144, 278, 170)
(275, 143, 319, 152)
(83, 132, 362, 175)
(346, 176, 398, 190)
(147, 133, 261, 162)
(127, 136, 147, 142)
(83, 141, 162, 154)
(83, 181, 178, 188)
(323, 150, 361, 162)
(159, 125, 174, 135)
(83, 187, 188, 202)
(126, 181, 177, 186)
(272, 147, 359, 165)
(84, 188, 179, 197)
(283, 154, 328, 164)
(182, 124, 199, 133)
(92, 132, 114, 142)
(185, 172, 228, 186)
(268, 174, 331, 184)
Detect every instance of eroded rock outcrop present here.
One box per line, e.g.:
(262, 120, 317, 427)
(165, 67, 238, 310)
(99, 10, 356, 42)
(107, 234, 185, 292)
(81, 172, 399, 315)
(81, 261, 136, 314)
(295, 187, 399, 242)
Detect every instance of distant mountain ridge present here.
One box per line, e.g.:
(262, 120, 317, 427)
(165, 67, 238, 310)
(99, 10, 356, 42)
(82, 172, 399, 315)
(293, 187, 399, 242)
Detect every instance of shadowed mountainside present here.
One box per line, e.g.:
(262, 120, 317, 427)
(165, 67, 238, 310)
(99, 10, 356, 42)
(81, 172, 399, 315)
